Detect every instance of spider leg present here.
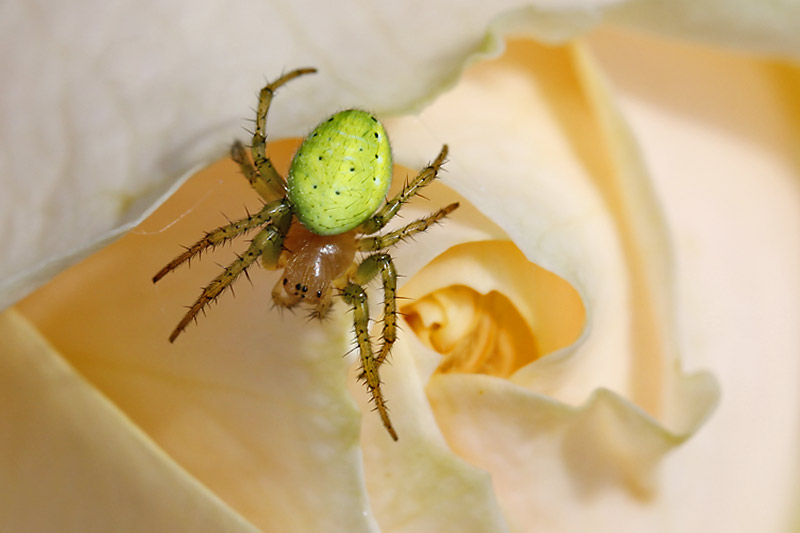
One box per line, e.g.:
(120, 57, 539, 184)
(251, 68, 317, 200)
(153, 200, 290, 283)
(168, 214, 291, 342)
(230, 140, 279, 202)
(357, 202, 459, 252)
(352, 254, 397, 368)
(341, 280, 398, 441)
(358, 144, 449, 235)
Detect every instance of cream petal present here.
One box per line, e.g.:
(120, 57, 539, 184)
(4, 1, 800, 309)
(589, 28, 800, 531)
(351, 337, 511, 532)
(0, 308, 257, 531)
(15, 138, 524, 530)
(399, 240, 585, 378)
(605, 0, 800, 60)
(17, 154, 382, 531)
(384, 37, 722, 529)
(388, 38, 717, 420)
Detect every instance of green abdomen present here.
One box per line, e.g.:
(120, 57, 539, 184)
(288, 109, 393, 236)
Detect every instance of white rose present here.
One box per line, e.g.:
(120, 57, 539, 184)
(1, 2, 798, 531)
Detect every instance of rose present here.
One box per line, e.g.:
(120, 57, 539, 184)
(2, 2, 798, 531)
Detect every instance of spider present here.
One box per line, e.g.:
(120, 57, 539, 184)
(152, 68, 458, 441)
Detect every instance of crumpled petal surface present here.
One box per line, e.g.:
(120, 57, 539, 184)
(0, 309, 258, 531)
(589, 27, 800, 531)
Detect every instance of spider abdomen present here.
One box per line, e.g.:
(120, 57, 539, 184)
(288, 109, 392, 236)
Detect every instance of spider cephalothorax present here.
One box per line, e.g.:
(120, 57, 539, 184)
(152, 68, 458, 440)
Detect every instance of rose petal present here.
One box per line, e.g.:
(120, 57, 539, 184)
(16, 139, 513, 530)
(605, 0, 800, 60)
(4, 2, 792, 528)
(350, 338, 511, 532)
(383, 37, 720, 529)
(17, 147, 381, 531)
(0, 308, 257, 531)
(589, 28, 800, 531)
(4, 0, 800, 309)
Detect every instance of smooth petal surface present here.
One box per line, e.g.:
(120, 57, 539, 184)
(606, 0, 800, 60)
(381, 33, 796, 530)
(387, 37, 718, 419)
(589, 28, 800, 532)
(0, 309, 256, 531)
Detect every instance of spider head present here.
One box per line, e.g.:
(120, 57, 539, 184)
(275, 223, 357, 307)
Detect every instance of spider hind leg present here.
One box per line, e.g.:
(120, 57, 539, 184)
(352, 253, 398, 368)
(342, 280, 398, 441)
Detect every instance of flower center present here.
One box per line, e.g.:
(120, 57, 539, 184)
(403, 285, 539, 378)
(399, 240, 584, 381)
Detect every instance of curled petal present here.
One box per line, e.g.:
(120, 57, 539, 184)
(0, 309, 257, 531)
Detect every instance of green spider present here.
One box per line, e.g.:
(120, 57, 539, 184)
(152, 68, 458, 440)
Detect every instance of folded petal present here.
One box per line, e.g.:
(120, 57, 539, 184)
(0, 308, 257, 531)
(384, 37, 720, 529)
(589, 28, 800, 531)
(17, 150, 382, 531)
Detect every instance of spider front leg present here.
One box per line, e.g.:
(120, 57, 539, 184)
(167, 210, 292, 342)
(249, 67, 317, 201)
(342, 263, 398, 441)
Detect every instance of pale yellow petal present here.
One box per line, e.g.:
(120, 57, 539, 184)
(17, 146, 381, 531)
(0, 308, 257, 531)
(351, 337, 511, 533)
(589, 28, 800, 531)
(5, 1, 798, 529)
(385, 37, 720, 529)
